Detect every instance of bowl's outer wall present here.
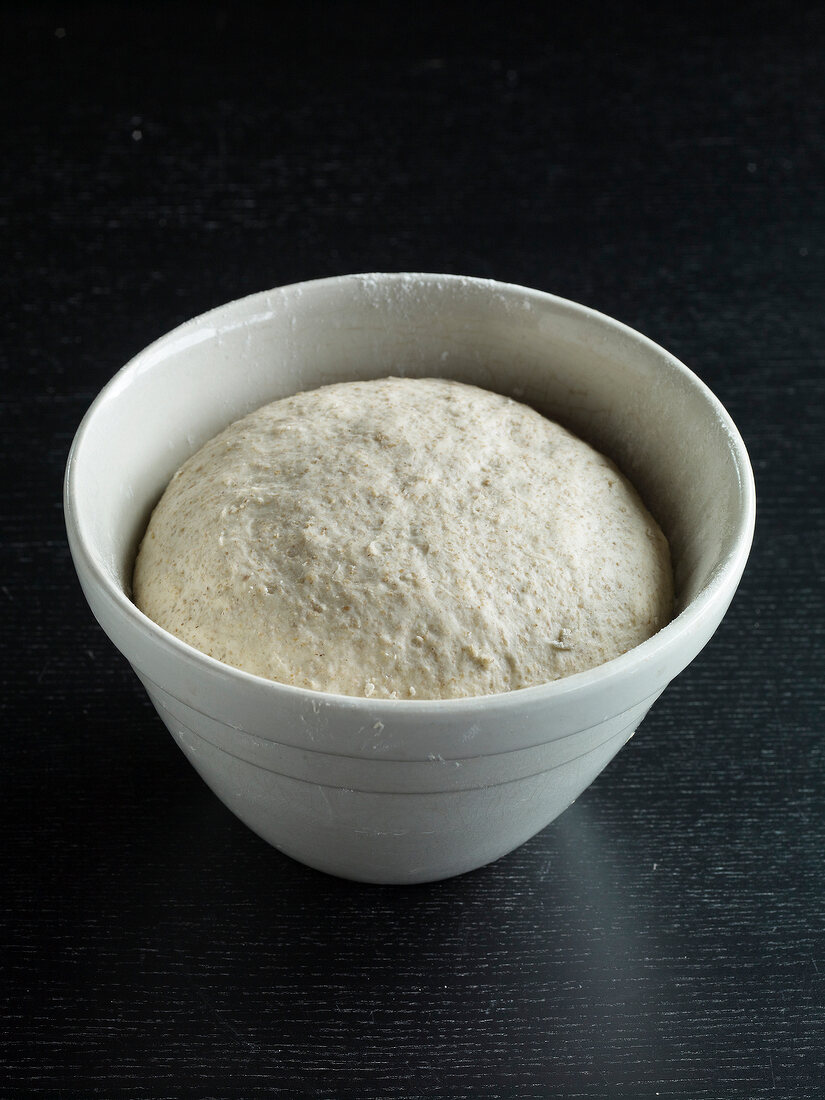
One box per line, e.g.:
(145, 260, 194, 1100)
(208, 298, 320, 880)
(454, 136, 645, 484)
(162, 696, 647, 885)
(65, 274, 756, 880)
(140, 673, 663, 791)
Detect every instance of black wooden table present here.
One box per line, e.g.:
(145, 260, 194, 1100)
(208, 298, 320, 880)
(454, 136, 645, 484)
(3, 3, 823, 1096)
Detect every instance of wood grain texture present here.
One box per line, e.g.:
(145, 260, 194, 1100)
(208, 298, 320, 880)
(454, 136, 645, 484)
(2, 2, 824, 1096)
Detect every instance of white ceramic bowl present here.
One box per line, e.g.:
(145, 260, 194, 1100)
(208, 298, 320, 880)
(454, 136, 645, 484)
(64, 273, 755, 883)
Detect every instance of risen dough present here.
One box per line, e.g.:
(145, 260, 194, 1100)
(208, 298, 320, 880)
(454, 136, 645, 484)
(133, 377, 673, 699)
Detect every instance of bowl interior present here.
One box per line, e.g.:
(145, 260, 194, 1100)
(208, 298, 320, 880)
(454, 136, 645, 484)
(67, 273, 751, 635)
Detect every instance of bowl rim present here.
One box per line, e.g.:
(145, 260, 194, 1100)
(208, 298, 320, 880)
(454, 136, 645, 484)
(64, 271, 756, 716)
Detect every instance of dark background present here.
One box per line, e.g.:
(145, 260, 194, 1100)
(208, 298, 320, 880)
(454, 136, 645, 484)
(2, 2, 824, 1096)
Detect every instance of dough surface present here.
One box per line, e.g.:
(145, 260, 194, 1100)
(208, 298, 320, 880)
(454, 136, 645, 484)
(133, 377, 673, 698)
